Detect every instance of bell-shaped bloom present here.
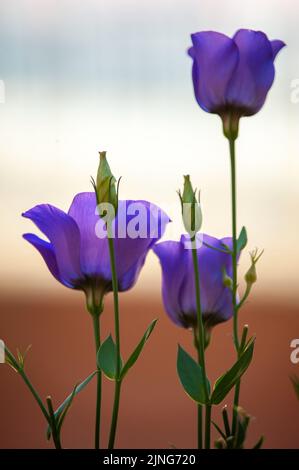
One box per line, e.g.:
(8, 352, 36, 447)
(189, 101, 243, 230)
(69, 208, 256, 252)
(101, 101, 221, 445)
(23, 193, 169, 302)
(153, 234, 237, 329)
(188, 29, 285, 119)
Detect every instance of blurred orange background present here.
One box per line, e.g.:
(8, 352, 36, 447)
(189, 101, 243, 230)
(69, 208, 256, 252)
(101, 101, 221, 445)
(0, 0, 299, 449)
(1, 291, 299, 448)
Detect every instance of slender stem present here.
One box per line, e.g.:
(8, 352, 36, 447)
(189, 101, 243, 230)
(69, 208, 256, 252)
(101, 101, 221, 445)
(229, 137, 242, 437)
(46, 397, 62, 449)
(108, 234, 122, 449)
(108, 380, 122, 449)
(18, 368, 50, 424)
(229, 137, 239, 353)
(92, 313, 101, 450)
(193, 329, 203, 450)
(205, 404, 211, 449)
(191, 241, 211, 450)
(5, 347, 62, 449)
(5, 348, 50, 424)
(232, 325, 248, 435)
(108, 236, 121, 378)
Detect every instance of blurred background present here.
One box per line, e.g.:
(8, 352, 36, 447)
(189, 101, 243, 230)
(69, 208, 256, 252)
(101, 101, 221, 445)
(0, 0, 298, 449)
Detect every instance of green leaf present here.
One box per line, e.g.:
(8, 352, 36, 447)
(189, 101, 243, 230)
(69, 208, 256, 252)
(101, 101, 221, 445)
(212, 421, 226, 440)
(177, 345, 210, 405)
(237, 226, 248, 253)
(120, 319, 157, 380)
(211, 339, 255, 405)
(97, 335, 122, 380)
(56, 384, 78, 434)
(290, 375, 299, 401)
(46, 371, 97, 440)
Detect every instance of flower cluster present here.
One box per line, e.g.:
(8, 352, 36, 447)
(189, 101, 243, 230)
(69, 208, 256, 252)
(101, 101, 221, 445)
(3, 27, 284, 451)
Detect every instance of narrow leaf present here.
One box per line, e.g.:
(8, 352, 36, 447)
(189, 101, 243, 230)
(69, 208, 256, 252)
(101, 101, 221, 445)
(212, 421, 226, 440)
(237, 226, 248, 253)
(97, 335, 122, 380)
(211, 339, 255, 405)
(46, 371, 97, 440)
(57, 384, 78, 434)
(120, 319, 157, 380)
(177, 345, 210, 405)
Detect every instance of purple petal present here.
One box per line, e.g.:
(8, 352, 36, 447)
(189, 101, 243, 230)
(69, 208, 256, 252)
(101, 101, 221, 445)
(68, 192, 108, 278)
(23, 233, 73, 288)
(189, 31, 239, 112)
(112, 200, 170, 282)
(23, 204, 82, 285)
(271, 39, 286, 59)
(226, 29, 276, 115)
(118, 253, 147, 292)
(68, 194, 170, 288)
(153, 241, 188, 327)
(180, 234, 234, 323)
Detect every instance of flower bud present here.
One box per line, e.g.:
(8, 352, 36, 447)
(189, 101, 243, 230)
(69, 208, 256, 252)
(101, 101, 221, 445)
(96, 151, 118, 213)
(222, 267, 233, 289)
(178, 175, 202, 236)
(244, 248, 264, 287)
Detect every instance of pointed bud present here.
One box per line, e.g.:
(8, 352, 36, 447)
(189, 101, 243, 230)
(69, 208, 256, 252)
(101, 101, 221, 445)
(96, 151, 118, 213)
(245, 248, 264, 287)
(222, 267, 233, 290)
(178, 175, 202, 236)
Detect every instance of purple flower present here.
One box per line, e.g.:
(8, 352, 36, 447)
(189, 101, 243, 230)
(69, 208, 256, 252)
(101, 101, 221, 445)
(23, 192, 169, 304)
(153, 234, 237, 329)
(188, 29, 285, 120)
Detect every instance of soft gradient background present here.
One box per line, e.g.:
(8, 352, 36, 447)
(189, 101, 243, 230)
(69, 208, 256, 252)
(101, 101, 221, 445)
(0, 0, 298, 449)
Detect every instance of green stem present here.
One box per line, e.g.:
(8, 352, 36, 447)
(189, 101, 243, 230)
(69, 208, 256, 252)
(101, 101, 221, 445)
(18, 368, 50, 424)
(229, 137, 242, 437)
(92, 313, 101, 450)
(232, 325, 248, 435)
(108, 380, 122, 449)
(5, 348, 49, 424)
(5, 347, 62, 449)
(191, 242, 210, 450)
(205, 404, 211, 449)
(108, 234, 122, 449)
(193, 329, 203, 450)
(46, 397, 62, 449)
(229, 137, 239, 353)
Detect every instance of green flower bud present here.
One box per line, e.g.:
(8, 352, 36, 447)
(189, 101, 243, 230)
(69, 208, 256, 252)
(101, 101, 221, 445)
(96, 151, 118, 212)
(244, 248, 264, 287)
(222, 267, 233, 289)
(178, 175, 202, 236)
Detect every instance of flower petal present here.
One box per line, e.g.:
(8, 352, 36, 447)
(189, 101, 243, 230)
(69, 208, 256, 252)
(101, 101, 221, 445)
(189, 31, 239, 112)
(69, 193, 170, 289)
(227, 29, 276, 115)
(153, 240, 188, 327)
(22, 204, 82, 285)
(23, 233, 73, 287)
(118, 253, 147, 292)
(271, 39, 286, 59)
(179, 234, 233, 324)
(68, 192, 107, 278)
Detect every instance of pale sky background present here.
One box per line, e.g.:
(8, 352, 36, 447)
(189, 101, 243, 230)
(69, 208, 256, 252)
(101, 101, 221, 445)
(0, 0, 298, 300)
